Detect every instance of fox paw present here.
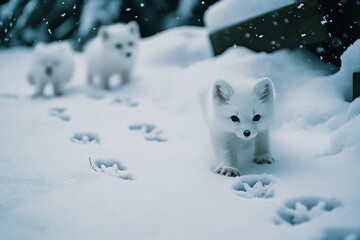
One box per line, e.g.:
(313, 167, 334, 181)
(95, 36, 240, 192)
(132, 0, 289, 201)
(215, 167, 240, 177)
(253, 154, 275, 165)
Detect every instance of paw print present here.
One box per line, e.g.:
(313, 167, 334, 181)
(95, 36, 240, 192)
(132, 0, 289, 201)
(86, 92, 105, 100)
(320, 227, 360, 240)
(275, 196, 341, 225)
(89, 158, 132, 180)
(129, 123, 167, 142)
(71, 132, 100, 144)
(112, 97, 138, 107)
(49, 107, 70, 121)
(233, 174, 275, 198)
(0, 92, 18, 100)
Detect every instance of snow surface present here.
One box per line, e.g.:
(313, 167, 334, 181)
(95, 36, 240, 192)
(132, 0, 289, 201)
(205, 0, 295, 31)
(1, 25, 360, 240)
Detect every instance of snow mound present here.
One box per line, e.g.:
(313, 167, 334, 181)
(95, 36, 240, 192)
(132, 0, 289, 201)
(185, 45, 340, 126)
(348, 97, 360, 119)
(326, 115, 360, 155)
(233, 174, 276, 198)
(340, 40, 360, 74)
(139, 27, 211, 68)
(330, 40, 360, 101)
(204, 0, 294, 32)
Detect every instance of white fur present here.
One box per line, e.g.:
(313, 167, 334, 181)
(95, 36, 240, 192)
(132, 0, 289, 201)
(84, 21, 140, 90)
(202, 77, 276, 177)
(28, 42, 74, 97)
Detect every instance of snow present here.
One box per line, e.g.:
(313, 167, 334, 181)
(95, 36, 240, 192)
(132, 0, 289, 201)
(276, 196, 341, 225)
(233, 174, 275, 198)
(205, 0, 295, 31)
(1, 18, 360, 240)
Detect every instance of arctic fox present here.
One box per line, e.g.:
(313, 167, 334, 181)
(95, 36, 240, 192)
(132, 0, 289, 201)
(202, 77, 276, 177)
(84, 21, 140, 90)
(28, 42, 74, 97)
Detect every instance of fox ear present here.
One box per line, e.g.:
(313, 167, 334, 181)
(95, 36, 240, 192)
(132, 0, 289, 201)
(128, 21, 140, 37)
(99, 27, 109, 40)
(254, 77, 274, 103)
(213, 80, 234, 104)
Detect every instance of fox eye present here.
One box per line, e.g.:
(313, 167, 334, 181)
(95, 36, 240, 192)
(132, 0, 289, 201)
(115, 43, 123, 49)
(253, 114, 261, 121)
(231, 115, 240, 122)
(128, 41, 133, 46)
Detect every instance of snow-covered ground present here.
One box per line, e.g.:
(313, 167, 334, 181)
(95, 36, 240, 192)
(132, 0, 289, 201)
(1, 23, 360, 240)
(205, 0, 294, 31)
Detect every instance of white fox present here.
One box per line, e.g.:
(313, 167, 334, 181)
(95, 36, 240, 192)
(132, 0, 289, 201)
(84, 21, 140, 90)
(202, 77, 276, 177)
(28, 42, 74, 97)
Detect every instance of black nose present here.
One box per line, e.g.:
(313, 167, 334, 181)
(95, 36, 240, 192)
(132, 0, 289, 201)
(243, 130, 251, 137)
(126, 52, 132, 58)
(45, 67, 52, 76)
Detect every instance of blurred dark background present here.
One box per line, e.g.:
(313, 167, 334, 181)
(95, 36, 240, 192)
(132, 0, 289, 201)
(0, 0, 218, 50)
(0, 0, 359, 68)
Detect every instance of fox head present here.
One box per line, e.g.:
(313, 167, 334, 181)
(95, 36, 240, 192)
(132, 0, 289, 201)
(212, 78, 275, 140)
(33, 42, 74, 79)
(99, 21, 140, 59)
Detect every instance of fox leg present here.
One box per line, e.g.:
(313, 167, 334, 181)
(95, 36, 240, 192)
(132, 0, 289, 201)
(121, 70, 131, 85)
(253, 130, 275, 164)
(33, 82, 46, 97)
(53, 82, 64, 96)
(213, 134, 240, 177)
(100, 75, 110, 90)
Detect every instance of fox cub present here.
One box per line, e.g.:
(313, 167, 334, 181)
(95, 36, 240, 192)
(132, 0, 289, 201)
(202, 77, 276, 177)
(85, 21, 140, 90)
(28, 42, 74, 97)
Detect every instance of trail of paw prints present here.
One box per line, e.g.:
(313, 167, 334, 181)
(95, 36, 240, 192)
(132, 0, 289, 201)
(89, 158, 132, 180)
(129, 123, 167, 142)
(275, 196, 341, 225)
(49, 107, 70, 121)
(233, 174, 275, 198)
(71, 132, 100, 144)
(111, 97, 138, 107)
